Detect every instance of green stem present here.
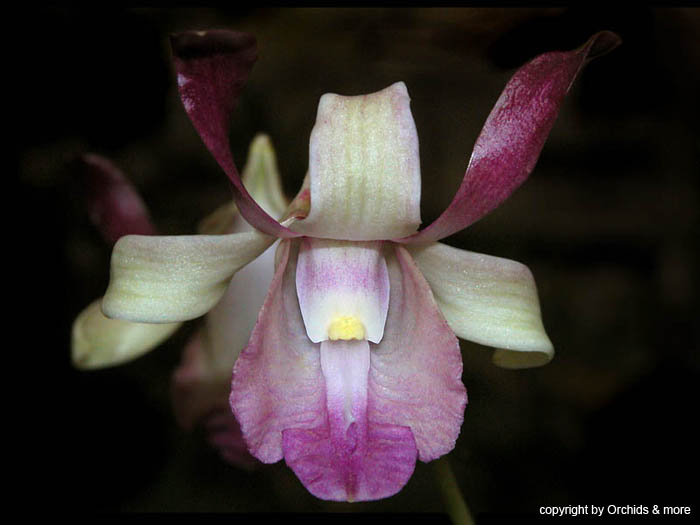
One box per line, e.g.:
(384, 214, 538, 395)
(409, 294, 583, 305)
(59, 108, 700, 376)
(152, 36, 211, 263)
(432, 456, 474, 525)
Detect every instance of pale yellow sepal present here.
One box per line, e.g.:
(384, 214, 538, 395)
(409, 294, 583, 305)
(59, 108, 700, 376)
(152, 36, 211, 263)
(98, 134, 284, 324)
(241, 134, 288, 219)
(290, 82, 422, 241)
(408, 242, 554, 369)
(103, 230, 274, 323)
(72, 299, 180, 369)
(198, 133, 288, 235)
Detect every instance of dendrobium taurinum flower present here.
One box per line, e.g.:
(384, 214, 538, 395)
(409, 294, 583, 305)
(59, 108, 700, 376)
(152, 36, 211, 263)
(96, 30, 620, 501)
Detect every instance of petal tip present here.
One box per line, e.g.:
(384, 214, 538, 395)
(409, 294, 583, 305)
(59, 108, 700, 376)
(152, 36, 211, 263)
(250, 133, 272, 149)
(76, 154, 156, 242)
(492, 347, 554, 370)
(582, 31, 622, 61)
(387, 80, 408, 98)
(170, 29, 257, 60)
(72, 300, 179, 370)
(241, 134, 288, 218)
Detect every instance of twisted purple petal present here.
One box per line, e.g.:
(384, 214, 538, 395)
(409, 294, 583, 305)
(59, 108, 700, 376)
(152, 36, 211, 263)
(170, 30, 300, 239)
(398, 31, 621, 243)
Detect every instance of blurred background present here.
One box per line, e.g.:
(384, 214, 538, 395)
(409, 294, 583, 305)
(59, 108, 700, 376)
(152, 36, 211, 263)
(17, 7, 698, 518)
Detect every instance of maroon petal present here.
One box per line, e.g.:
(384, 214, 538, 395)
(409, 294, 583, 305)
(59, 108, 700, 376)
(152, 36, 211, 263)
(170, 30, 299, 239)
(79, 153, 156, 243)
(399, 31, 621, 243)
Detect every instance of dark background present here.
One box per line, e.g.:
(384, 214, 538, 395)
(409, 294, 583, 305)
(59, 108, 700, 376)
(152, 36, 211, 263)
(17, 7, 698, 518)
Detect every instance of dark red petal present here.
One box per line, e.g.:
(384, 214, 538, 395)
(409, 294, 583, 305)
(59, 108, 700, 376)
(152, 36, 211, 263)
(79, 153, 157, 243)
(170, 30, 299, 239)
(399, 31, 621, 243)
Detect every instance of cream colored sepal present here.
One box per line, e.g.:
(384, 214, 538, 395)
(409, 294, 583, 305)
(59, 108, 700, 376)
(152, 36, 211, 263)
(102, 230, 274, 323)
(408, 242, 554, 369)
(72, 299, 180, 369)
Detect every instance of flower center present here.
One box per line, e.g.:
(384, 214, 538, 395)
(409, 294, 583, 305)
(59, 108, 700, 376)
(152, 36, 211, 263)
(328, 316, 365, 341)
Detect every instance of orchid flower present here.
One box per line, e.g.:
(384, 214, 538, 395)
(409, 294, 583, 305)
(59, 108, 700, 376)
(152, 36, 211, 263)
(100, 30, 620, 501)
(71, 135, 288, 468)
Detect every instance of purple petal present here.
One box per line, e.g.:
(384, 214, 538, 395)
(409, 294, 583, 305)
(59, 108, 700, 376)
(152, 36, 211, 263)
(399, 31, 621, 243)
(283, 340, 416, 502)
(230, 240, 326, 463)
(170, 30, 299, 239)
(79, 153, 156, 243)
(369, 245, 467, 461)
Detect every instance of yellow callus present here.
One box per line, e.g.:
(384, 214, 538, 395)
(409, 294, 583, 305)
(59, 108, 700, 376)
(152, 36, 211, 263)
(328, 316, 366, 341)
